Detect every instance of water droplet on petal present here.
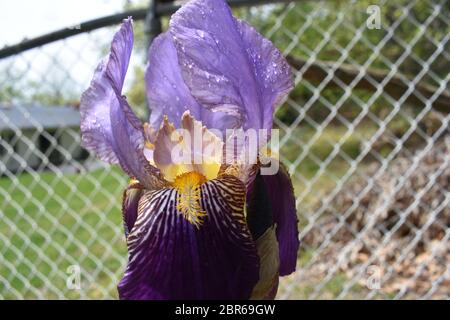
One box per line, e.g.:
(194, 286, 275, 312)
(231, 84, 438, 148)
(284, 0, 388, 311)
(197, 30, 205, 39)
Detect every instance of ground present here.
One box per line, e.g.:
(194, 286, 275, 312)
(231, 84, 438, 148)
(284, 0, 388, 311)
(1, 120, 435, 299)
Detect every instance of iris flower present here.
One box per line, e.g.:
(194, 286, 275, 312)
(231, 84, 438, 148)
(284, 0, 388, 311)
(80, 0, 299, 300)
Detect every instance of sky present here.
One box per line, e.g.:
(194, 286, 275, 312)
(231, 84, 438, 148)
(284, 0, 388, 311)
(0, 0, 144, 99)
(0, 0, 126, 47)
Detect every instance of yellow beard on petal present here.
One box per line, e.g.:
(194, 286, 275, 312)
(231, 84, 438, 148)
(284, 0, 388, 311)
(173, 171, 207, 228)
(151, 112, 226, 227)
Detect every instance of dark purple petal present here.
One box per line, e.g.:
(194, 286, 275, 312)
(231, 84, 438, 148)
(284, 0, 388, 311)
(80, 18, 164, 189)
(169, 0, 293, 131)
(261, 164, 299, 276)
(122, 181, 144, 237)
(145, 32, 239, 133)
(246, 169, 274, 240)
(118, 175, 259, 300)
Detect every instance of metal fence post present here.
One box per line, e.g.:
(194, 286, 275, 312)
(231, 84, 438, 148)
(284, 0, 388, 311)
(144, 0, 162, 48)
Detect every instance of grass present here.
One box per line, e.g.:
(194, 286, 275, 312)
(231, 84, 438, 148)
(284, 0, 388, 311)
(0, 167, 128, 299)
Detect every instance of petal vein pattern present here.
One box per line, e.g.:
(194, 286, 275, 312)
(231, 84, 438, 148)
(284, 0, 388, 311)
(118, 175, 260, 299)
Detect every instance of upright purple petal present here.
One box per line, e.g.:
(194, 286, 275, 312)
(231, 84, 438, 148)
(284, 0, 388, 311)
(110, 94, 164, 188)
(80, 18, 164, 189)
(145, 32, 239, 133)
(80, 59, 120, 165)
(168, 0, 293, 131)
(118, 175, 260, 299)
(236, 19, 294, 130)
(106, 18, 133, 93)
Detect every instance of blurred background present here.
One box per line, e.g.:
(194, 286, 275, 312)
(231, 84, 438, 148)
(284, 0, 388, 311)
(0, 0, 449, 299)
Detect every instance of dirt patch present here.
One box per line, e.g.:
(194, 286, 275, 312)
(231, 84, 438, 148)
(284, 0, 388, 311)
(302, 137, 449, 299)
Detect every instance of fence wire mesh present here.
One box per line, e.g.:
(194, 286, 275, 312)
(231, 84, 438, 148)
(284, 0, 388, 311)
(0, 0, 449, 299)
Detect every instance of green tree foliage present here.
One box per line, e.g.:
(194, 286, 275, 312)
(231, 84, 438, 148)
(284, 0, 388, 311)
(240, 0, 449, 123)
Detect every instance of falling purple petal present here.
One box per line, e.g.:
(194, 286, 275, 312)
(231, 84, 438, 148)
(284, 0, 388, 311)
(260, 164, 299, 276)
(122, 182, 144, 237)
(118, 176, 260, 299)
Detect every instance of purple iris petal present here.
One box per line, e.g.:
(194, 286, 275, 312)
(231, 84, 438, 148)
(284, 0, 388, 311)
(235, 19, 294, 130)
(168, 0, 293, 131)
(80, 18, 162, 189)
(145, 32, 239, 134)
(80, 58, 120, 165)
(118, 176, 260, 300)
(260, 164, 299, 276)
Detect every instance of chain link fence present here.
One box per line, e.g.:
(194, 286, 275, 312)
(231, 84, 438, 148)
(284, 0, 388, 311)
(0, 0, 449, 299)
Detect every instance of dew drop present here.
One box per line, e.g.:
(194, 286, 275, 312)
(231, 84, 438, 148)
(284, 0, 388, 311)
(197, 30, 205, 39)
